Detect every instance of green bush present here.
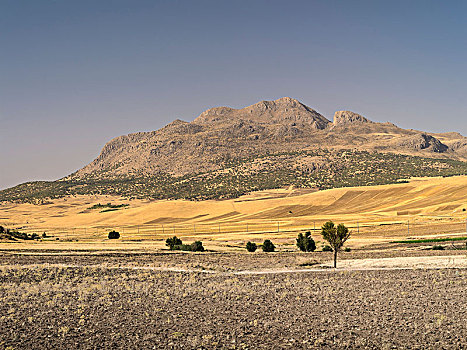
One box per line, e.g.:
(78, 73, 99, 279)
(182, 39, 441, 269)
(190, 241, 205, 252)
(108, 230, 120, 239)
(432, 245, 445, 250)
(246, 241, 257, 252)
(167, 239, 204, 252)
(262, 239, 275, 252)
(166, 236, 182, 249)
(322, 245, 333, 252)
(344, 247, 351, 252)
(296, 231, 316, 252)
(176, 244, 192, 251)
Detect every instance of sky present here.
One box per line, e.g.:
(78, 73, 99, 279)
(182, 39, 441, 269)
(1, 0, 466, 189)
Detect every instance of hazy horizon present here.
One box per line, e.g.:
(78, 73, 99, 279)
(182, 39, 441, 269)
(1, 0, 467, 190)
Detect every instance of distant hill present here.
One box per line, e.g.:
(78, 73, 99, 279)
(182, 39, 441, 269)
(2, 97, 467, 203)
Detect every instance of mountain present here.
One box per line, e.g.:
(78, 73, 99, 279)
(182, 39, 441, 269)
(2, 97, 467, 203)
(73, 97, 466, 179)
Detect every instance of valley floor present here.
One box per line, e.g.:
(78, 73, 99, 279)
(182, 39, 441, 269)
(0, 250, 466, 349)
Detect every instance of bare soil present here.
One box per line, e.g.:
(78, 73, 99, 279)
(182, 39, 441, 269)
(0, 251, 466, 349)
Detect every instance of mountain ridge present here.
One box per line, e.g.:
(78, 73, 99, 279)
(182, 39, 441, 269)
(72, 97, 467, 179)
(2, 97, 467, 204)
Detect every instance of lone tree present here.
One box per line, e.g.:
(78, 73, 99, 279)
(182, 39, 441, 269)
(262, 239, 275, 252)
(296, 231, 316, 252)
(321, 221, 351, 268)
(108, 230, 120, 239)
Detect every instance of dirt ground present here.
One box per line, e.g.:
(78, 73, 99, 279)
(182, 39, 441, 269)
(0, 250, 466, 349)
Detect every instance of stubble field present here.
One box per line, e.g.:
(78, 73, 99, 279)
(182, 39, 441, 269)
(1, 176, 467, 251)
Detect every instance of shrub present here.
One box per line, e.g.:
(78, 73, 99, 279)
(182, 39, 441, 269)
(108, 230, 120, 239)
(246, 241, 257, 252)
(296, 231, 316, 252)
(166, 238, 204, 252)
(432, 245, 445, 250)
(344, 247, 351, 252)
(322, 245, 333, 252)
(262, 239, 275, 252)
(166, 236, 182, 249)
(0, 226, 4, 234)
(190, 241, 205, 252)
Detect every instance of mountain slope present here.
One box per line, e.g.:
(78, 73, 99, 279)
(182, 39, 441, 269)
(2, 97, 467, 203)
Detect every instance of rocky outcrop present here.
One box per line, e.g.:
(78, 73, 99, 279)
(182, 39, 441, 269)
(333, 111, 371, 125)
(396, 134, 448, 153)
(450, 139, 467, 151)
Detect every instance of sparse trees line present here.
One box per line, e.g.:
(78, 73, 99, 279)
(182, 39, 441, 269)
(245, 221, 351, 268)
(0, 225, 48, 241)
(245, 239, 275, 252)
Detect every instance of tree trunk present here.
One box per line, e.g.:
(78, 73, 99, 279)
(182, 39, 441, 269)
(333, 249, 338, 268)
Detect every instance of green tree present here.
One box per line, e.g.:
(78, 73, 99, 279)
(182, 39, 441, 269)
(296, 231, 316, 252)
(165, 236, 182, 250)
(321, 221, 350, 268)
(108, 230, 120, 239)
(246, 241, 257, 252)
(190, 241, 205, 252)
(262, 239, 275, 252)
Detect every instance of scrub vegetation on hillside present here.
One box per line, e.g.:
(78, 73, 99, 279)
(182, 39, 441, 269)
(1, 149, 467, 203)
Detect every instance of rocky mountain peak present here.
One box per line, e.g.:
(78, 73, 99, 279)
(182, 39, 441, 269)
(333, 111, 371, 125)
(194, 97, 331, 129)
(249, 97, 303, 110)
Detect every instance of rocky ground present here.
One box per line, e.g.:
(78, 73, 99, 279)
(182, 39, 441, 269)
(0, 251, 466, 349)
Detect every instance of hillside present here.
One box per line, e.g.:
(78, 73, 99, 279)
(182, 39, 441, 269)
(2, 97, 467, 203)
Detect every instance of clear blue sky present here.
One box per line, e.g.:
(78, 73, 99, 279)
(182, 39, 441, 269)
(1, 0, 466, 189)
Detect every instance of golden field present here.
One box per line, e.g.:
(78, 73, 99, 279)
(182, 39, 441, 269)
(1, 175, 466, 250)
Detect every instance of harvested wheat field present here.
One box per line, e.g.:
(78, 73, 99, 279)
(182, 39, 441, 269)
(1, 176, 467, 250)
